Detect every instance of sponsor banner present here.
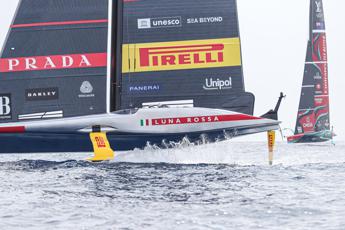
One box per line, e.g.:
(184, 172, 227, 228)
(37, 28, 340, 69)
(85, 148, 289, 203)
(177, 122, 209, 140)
(312, 33, 327, 62)
(314, 95, 329, 107)
(137, 16, 225, 29)
(314, 1, 324, 20)
(141, 114, 260, 127)
(79, 81, 95, 98)
(187, 16, 223, 25)
(129, 84, 160, 93)
(18, 110, 63, 120)
(313, 63, 328, 95)
(203, 77, 232, 90)
(138, 17, 182, 29)
(123, 0, 240, 43)
(0, 53, 107, 73)
(297, 112, 316, 133)
(123, 38, 241, 73)
(0, 94, 12, 120)
(95, 136, 106, 148)
(25, 88, 59, 101)
(315, 1, 322, 13)
(315, 22, 325, 30)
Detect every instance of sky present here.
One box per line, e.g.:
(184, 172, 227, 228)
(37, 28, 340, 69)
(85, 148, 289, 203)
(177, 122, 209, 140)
(0, 0, 344, 141)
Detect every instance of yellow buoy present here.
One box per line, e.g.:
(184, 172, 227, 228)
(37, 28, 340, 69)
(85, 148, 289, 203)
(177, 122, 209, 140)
(88, 132, 115, 162)
(267, 130, 276, 165)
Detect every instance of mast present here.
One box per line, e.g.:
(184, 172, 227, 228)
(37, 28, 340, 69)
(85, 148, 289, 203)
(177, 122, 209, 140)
(106, 0, 113, 113)
(110, 0, 123, 111)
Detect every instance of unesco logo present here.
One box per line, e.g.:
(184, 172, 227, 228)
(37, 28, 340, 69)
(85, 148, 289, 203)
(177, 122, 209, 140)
(138, 17, 182, 29)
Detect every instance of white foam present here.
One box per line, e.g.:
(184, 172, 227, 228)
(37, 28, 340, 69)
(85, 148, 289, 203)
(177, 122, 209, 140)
(113, 140, 345, 166)
(1, 140, 344, 166)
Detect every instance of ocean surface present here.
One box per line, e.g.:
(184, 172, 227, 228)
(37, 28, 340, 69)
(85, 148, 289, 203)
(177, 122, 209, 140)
(0, 140, 345, 230)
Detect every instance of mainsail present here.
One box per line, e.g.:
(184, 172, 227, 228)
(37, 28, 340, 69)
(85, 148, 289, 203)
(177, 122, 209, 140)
(0, 0, 109, 123)
(117, 0, 255, 115)
(293, 0, 330, 137)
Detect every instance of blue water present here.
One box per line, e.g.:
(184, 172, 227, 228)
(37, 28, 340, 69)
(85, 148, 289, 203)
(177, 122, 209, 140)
(0, 141, 345, 230)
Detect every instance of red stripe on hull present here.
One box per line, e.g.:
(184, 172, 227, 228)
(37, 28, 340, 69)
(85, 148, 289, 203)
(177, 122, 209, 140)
(0, 126, 25, 133)
(151, 114, 261, 126)
(287, 134, 303, 142)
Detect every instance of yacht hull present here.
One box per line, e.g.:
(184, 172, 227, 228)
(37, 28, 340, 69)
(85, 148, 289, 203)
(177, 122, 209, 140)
(0, 124, 278, 153)
(287, 130, 333, 143)
(0, 107, 279, 153)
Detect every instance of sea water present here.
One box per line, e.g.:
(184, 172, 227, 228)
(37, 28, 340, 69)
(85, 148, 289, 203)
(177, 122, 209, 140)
(0, 141, 344, 230)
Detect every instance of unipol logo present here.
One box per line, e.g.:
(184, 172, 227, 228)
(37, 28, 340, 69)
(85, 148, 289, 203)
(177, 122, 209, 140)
(0, 94, 12, 119)
(315, 1, 322, 13)
(203, 77, 232, 90)
(139, 44, 224, 68)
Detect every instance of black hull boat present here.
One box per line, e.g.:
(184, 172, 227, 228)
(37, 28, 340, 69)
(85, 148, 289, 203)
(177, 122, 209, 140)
(287, 0, 335, 144)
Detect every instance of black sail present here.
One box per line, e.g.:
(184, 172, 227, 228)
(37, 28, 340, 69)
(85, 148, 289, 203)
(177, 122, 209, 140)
(0, 0, 109, 123)
(119, 0, 255, 115)
(294, 0, 330, 135)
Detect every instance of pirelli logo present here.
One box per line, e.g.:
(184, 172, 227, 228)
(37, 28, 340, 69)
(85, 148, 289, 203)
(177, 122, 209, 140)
(122, 38, 241, 73)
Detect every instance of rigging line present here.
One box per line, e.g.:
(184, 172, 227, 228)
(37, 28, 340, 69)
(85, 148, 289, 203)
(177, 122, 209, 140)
(11, 19, 108, 28)
(125, 15, 133, 109)
(106, 0, 113, 113)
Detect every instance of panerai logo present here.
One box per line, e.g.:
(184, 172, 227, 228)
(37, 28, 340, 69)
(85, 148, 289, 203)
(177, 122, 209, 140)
(0, 94, 12, 119)
(129, 84, 160, 92)
(315, 1, 322, 13)
(79, 81, 95, 98)
(203, 77, 232, 90)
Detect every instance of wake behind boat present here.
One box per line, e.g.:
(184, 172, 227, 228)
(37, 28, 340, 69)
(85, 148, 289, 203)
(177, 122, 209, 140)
(287, 0, 335, 143)
(0, 0, 281, 155)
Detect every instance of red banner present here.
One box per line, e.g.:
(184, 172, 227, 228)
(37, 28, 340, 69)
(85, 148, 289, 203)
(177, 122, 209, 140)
(0, 53, 107, 73)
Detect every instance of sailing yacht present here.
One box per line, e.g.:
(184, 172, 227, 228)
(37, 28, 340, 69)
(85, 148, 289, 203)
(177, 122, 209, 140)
(287, 0, 335, 143)
(0, 0, 281, 154)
